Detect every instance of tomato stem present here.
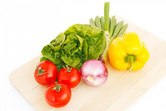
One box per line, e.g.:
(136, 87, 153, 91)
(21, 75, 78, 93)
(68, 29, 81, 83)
(63, 65, 72, 72)
(52, 83, 62, 92)
(36, 66, 47, 76)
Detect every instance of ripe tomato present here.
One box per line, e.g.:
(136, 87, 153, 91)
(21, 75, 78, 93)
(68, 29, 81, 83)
(57, 66, 81, 88)
(34, 61, 58, 86)
(45, 82, 71, 108)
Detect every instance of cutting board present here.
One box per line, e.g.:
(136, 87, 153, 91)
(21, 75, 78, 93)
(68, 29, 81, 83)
(9, 15, 166, 111)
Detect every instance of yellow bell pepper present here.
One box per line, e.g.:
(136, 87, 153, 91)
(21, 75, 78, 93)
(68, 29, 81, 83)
(108, 32, 150, 71)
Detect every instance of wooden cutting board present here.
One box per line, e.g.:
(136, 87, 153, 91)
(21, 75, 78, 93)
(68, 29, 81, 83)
(9, 15, 166, 111)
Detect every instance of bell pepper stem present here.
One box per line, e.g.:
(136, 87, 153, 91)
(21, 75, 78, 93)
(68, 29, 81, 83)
(127, 56, 134, 72)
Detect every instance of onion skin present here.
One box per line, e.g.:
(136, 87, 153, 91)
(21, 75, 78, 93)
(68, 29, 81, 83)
(80, 60, 108, 86)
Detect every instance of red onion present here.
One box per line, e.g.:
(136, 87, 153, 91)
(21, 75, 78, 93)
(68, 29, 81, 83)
(80, 60, 108, 86)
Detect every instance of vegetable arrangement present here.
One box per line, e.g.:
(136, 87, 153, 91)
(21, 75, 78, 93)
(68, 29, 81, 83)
(34, 2, 150, 108)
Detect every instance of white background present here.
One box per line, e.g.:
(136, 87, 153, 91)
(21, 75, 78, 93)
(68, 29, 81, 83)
(1, 0, 166, 111)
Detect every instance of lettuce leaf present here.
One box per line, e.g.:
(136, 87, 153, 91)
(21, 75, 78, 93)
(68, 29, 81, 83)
(64, 24, 106, 60)
(41, 24, 106, 70)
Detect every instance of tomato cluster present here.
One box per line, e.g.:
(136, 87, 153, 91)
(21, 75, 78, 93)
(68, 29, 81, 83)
(34, 61, 81, 108)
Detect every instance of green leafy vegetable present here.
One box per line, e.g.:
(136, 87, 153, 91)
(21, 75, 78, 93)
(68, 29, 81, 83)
(41, 24, 106, 70)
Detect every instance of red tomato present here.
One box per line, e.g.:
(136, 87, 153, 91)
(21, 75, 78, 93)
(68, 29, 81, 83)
(57, 66, 81, 88)
(45, 82, 71, 108)
(34, 61, 58, 86)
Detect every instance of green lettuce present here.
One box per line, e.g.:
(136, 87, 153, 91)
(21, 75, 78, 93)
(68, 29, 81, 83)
(40, 24, 106, 70)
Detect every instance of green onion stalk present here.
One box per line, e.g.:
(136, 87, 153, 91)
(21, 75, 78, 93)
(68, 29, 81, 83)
(89, 2, 128, 64)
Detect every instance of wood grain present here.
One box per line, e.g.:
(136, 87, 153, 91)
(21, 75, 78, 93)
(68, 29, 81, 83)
(9, 15, 166, 111)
